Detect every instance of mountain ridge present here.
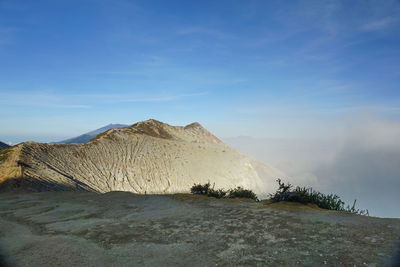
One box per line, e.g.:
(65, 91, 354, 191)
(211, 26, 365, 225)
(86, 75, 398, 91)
(0, 119, 282, 194)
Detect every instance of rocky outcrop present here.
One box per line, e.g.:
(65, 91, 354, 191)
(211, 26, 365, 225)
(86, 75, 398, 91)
(0, 119, 282, 194)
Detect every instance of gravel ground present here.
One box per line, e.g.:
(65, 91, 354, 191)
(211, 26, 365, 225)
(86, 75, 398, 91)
(0, 192, 399, 266)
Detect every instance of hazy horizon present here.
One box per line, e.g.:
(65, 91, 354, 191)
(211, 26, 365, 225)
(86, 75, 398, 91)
(2, 114, 399, 218)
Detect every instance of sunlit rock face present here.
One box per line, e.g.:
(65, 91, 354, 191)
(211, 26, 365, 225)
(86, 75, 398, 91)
(0, 119, 282, 194)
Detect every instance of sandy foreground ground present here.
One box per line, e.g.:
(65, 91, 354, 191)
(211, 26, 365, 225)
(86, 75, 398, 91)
(0, 192, 399, 266)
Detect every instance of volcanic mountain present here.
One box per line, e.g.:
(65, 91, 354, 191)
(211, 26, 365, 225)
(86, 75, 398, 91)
(0, 119, 283, 194)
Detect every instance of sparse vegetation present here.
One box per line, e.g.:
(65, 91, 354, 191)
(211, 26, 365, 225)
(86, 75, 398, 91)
(226, 186, 258, 201)
(269, 179, 369, 216)
(190, 182, 258, 201)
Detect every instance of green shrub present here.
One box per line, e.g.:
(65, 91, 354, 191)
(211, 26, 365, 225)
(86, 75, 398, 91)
(190, 182, 212, 195)
(227, 186, 258, 201)
(208, 188, 227, 199)
(190, 182, 258, 201)
(269, 179, 369, 216)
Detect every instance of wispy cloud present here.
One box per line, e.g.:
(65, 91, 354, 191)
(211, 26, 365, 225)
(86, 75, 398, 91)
(247, 0, 400, 69)
(81, 91, 208, 103)
(235, 102, 400, 118)
(0, 90, 208, 108)
(47, 104, 91, 109)
(0, 91, 90, 109)
(362, 17, 398, 31)
(176, 26, 235, 40)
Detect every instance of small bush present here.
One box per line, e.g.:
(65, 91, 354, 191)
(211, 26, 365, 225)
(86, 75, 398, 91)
(190, 182, 258, 201)
(208, 188, 227, 199)
(190, 182, 212, 195)
(269, 179, 369, 216)
(227, 186, 258, 201)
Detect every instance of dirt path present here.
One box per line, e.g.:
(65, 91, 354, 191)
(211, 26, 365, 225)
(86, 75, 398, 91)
(0, 192, 399, 266)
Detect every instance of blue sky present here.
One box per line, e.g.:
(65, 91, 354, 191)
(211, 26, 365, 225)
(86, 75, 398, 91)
(1, 0, 400, 142)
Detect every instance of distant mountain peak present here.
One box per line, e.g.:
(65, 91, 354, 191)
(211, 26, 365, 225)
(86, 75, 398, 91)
(0, 141, 11, 150)
(56, 123, 128, 144)
(105, 123, 125, 127)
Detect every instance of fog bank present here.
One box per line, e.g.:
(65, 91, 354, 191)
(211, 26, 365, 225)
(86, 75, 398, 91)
(225, 115, 400, 218)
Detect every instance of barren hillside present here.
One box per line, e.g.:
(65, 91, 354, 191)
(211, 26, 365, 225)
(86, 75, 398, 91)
(0, 119, 282, 194)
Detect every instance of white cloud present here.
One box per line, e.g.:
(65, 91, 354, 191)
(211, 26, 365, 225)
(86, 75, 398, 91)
(362, 17, 398, 31)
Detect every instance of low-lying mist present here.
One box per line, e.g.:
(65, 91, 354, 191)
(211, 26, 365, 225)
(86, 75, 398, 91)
(225, 115, 400, 218)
